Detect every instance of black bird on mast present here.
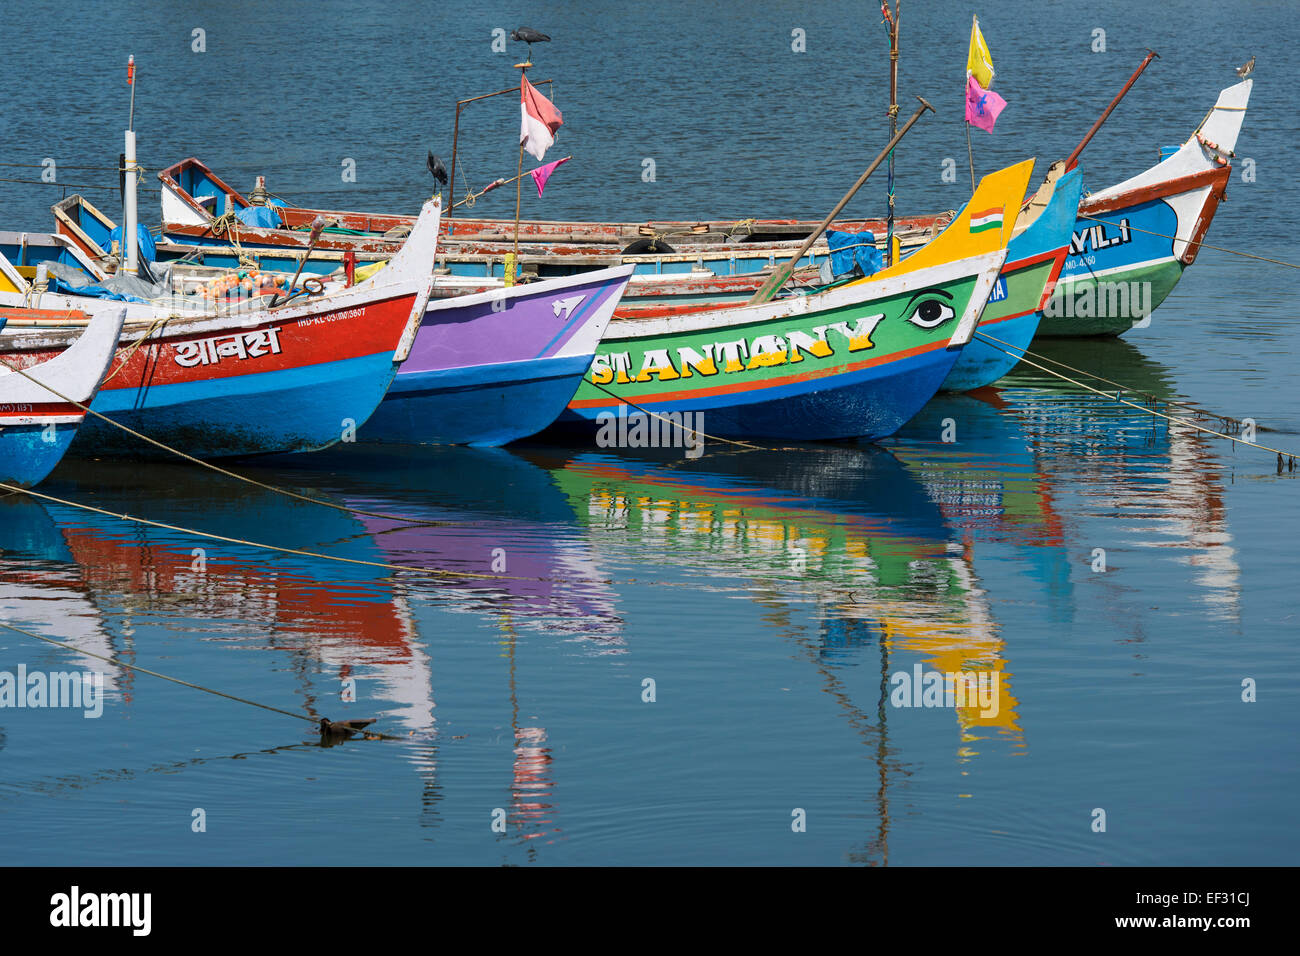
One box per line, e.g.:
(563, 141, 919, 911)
(427, 151, 448, 187)
(511, 27, 550, 65)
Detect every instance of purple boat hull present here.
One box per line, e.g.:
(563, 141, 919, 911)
(360, 265, 634, 446)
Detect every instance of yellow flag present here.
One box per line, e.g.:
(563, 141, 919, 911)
(967, 15, 994, 89)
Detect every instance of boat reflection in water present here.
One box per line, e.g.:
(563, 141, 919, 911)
(901, 336, 1244, 626)
(4, 447, 622, 847)
(0, 494, 125, 698)
(1006, 337, 1241, 624)
(533, 441, 1031, 861)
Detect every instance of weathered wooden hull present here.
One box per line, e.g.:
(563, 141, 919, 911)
(3, 298, 419, 458)
(0, 201, 442, 458)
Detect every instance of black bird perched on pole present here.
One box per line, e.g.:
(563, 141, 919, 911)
(427, 151, 448, 188)
(511, 27, 550, 65)
(1236, 55, 1255, 78)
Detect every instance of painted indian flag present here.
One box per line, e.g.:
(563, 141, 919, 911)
(969, 207, 1004, 234)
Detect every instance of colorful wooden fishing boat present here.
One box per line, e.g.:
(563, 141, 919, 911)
(153, 157, 944, 281)
(936, 165, 1082, 390)
(0, 200, 441, 458)
(0, 306, 126, 486)
(51, 193, 839, 319)
(611, 164, 1082, 392)
(1039, 79, 1252, 336)
(360, 264, 634, 446)
(144, 78, 1248, 340)
(555, 160, 1032, 442)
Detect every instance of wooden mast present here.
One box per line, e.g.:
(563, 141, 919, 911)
(507, 58, 530, 288)
(884, 2, 900, 266)
(747, 97, 934, 306)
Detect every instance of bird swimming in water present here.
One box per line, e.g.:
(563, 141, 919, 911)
(511, 27, 551, 64)
(319, 717, 376, 737)
(1236, 55, 1255, 78)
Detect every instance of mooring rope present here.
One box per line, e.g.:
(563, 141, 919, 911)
(0, 618, 402, 740)
(0, 353, 455, 528)
(1076, 214, 1300, 271)
(589, 380, 766, 451)
(0, 479, 578, 584)
(974, 330, 1298, 471)
(976, 330, 1243, 421)
(207, 211, 259, 269)
(97, 312, 174, 385)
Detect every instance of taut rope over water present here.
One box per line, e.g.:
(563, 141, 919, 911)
(1076, 213, 1300, 271)
(974, 330, 1299, 472)
(0, 618, 402, 740)
(0, 353, 457, 528)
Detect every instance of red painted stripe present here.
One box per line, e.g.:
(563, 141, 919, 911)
(5, 293, 414, 393)
(0, 402, 83, 416)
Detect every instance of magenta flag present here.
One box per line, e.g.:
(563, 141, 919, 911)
(965, 75, 1007, 132)
(530, 156, 570, 198)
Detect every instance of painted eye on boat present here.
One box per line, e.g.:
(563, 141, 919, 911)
(907, 298, 955, 329)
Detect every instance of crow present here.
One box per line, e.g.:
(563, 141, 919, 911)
(511, 27, 550, 44)
(427, 151, 448, 187)
(511, 26, 551, 62)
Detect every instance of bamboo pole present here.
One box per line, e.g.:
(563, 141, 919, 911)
(965, 123, 976, 196)
(507, 63, 529, 288)
(885, 1, 900, 266)
(747, 96, 934, 306)
(453, 156, 572, 210)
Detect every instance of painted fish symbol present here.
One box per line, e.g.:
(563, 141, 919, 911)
(553, 295, 586, 319)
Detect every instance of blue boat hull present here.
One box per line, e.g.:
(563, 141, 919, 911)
(939, 309, 1040, 393)
(941, 169, 1084, 391)
(72, 353, 400, 459)
(556, 346, 962, 443)
(360, 353, 595, 447)
(0, 422, 79, 488)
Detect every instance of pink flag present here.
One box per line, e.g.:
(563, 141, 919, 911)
(965, 75, 1007, 133)
(530, 156, 570, 198)
(521, 76, 563, 160)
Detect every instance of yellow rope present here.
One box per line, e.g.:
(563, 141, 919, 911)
(1076, 214, 1300, 270)
(97, 311, 174, 385)
(0, 479, 587, 585)
(0, 353, 458, 528)
(0, 618, 402, 739)
(725, 218, 756, 240)
(974, 330, 1299, 468)
(207, 211, 259, 269)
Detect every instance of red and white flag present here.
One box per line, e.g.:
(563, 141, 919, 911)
(520, 76, 563, 161)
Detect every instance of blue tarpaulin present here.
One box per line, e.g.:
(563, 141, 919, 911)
(826, 229, 883, 278)
(234, 204, 284, 228)
(44, 273, 147, 303)
(106, 223, 157, 263)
